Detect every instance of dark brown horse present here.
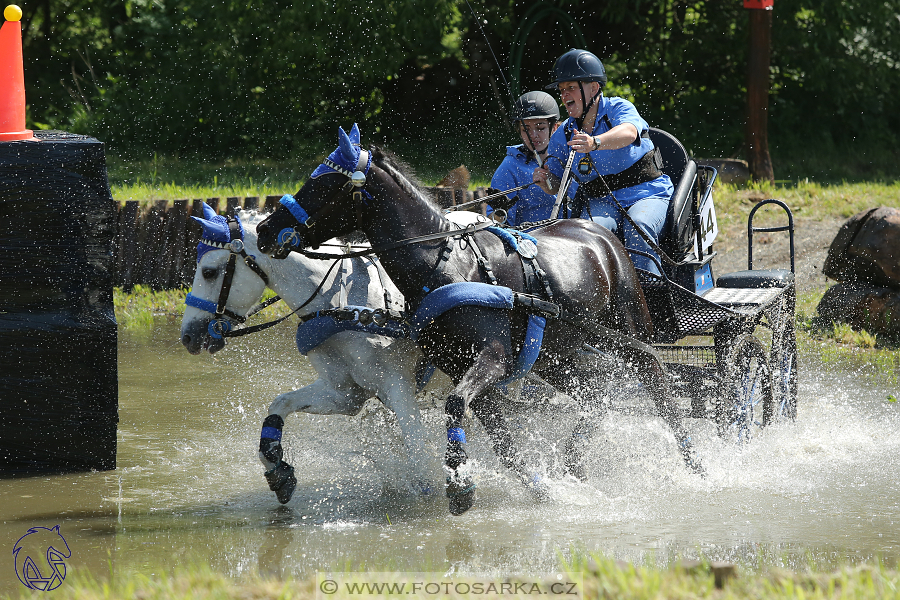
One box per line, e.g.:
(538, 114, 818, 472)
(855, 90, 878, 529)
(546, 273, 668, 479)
(256, 125, 702, 515)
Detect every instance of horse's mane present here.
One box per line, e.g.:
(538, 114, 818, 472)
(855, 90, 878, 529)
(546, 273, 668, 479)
(371, 146, 443, 214)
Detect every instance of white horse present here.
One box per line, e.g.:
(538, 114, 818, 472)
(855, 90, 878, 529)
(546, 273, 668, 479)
(180, 204, 435, 503)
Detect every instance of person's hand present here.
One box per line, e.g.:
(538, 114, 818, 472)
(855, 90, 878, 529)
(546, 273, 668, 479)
(567, 128, 597, 153)
(533, 166, 554, 194)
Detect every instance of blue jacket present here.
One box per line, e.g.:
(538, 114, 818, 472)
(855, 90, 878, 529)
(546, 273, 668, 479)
(490, 145, 558, 226)
(546, 96, 672, 210)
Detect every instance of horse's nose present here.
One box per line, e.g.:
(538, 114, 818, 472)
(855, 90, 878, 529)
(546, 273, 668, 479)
(181, 332, 202, 355)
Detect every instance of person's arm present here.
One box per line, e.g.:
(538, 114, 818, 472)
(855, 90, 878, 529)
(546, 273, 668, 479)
(567, 123, 638, 153)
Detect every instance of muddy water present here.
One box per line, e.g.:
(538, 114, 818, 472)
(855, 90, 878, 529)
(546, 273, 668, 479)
(2, 321, 899, 593)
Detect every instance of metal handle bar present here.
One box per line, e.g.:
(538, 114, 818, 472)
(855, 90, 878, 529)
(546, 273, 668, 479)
(747, 198, 795, 273)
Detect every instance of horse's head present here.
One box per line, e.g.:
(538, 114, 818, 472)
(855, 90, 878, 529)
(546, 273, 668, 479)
(181, 203, 270, 354)
(257, 123, 370, 257)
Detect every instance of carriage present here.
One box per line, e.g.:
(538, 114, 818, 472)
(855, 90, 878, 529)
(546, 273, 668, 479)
(634, 128, 797, 444)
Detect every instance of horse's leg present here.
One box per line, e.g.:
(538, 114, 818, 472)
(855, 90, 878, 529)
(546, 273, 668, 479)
(536, 364, 606, 482)
(618, 344, 704, 475)
(442, 341, 510, 515)
(259, 377, 370, 504)
(469, 386, 549, 500)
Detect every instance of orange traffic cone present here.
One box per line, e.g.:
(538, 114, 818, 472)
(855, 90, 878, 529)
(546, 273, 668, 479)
(0, 4, 35, 141)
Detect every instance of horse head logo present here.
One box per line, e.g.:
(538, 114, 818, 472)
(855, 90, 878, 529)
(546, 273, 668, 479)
(12, 525, 71, 591)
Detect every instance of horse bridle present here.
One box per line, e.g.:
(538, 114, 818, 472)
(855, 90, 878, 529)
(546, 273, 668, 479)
(185, 214, 277, 338)
(276, 149, 372, 252)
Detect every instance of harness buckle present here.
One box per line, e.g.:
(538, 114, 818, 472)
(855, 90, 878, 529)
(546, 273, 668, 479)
(209, 319, 232, 339)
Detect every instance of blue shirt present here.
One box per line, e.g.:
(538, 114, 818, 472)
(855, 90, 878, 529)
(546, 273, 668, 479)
(546, 96, 672, 210)
(490, 145, 558, 226)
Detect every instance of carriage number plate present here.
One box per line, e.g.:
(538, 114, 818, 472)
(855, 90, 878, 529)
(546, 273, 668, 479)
(694, 190, 718, 255)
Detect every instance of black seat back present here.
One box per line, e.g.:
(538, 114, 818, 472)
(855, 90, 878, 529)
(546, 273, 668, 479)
(649, 127, 697, 262)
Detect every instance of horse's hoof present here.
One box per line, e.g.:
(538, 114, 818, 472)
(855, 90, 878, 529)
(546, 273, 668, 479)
(264, 462, 297, 504)
(525, 474, 552, 503)
(679, 438, 706, 478)
(446, 476, 476, 516)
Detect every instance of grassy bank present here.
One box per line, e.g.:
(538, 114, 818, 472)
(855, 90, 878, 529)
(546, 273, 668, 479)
(9, 554, 900, 600)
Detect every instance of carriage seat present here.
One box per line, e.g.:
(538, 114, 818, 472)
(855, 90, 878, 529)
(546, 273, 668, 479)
(716, 269, 794, 289)
(649, 128, 698, 263)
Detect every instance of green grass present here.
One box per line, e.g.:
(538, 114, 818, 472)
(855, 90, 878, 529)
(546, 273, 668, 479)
(114, 286, 287, 333)
(710, 179, 900, 230)
(8, 554, 900, 600)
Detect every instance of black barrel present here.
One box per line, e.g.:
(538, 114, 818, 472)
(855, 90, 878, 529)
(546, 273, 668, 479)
(0, 130, 118, 474)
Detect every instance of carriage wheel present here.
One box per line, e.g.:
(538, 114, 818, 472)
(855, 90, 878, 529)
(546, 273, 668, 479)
(716, 335, 773, 444)
(771, 325, 798, 421)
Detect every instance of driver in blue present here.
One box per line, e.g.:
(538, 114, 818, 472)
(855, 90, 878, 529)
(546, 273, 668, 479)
(534, 49, 672, 276)
(488, 91, 561, 226)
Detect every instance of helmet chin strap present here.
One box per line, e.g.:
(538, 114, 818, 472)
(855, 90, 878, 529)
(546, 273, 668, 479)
(576, 82, 602, 131)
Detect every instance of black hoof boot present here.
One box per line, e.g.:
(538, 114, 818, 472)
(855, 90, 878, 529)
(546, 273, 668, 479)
(265, 462, 297, 504)
(679, 437, 706, 478)
(563, 438, 588, 482)
(446, 473, 477, 516)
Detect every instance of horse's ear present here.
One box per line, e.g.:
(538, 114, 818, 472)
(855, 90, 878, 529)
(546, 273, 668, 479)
(349, 123, 360, 145)
(201, 202, 217, 220)
(338, 125, 356, 161)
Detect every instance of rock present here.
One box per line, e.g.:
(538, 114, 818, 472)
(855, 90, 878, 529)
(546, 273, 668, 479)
(696, 158, 749, 185)
(823, 207, 900, 288)
(816, 283, 900, 337)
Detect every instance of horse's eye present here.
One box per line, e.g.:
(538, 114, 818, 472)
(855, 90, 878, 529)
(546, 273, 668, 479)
(201, 266, 218, 280)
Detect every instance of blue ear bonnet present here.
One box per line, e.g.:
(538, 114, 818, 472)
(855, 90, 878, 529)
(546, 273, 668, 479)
(191, 202, 245, 263)
(311, 123, 364, 178)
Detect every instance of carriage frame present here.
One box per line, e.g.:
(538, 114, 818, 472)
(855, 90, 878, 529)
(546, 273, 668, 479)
(630, 128, 798, 442)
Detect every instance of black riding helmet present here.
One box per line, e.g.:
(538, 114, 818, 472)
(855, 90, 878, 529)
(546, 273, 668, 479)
(546, 49, 607, 129)
(545, 48, 607, 90)
(510, 91, 561, 123)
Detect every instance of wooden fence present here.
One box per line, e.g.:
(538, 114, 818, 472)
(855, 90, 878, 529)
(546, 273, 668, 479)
(113, 187, 488, 290)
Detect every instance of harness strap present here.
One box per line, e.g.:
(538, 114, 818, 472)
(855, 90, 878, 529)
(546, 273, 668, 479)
(467, 235, 498, 286)
(216, 253, 237, 317)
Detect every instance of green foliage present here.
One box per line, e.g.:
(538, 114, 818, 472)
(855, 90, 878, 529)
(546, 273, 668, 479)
(18, 0, 900, 177)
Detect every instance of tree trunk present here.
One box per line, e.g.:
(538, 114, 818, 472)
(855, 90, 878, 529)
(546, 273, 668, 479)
(746, 8, 774, 184)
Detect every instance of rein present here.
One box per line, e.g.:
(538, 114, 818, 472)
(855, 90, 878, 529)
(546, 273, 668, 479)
(294, 220, 495, 261)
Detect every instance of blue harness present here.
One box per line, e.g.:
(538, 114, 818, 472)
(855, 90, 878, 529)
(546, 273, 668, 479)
(408, 282, 547, 386)
(293, 226, 550, 386)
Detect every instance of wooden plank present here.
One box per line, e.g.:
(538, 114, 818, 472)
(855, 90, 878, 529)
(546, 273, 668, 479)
(118, 201, 140, 290)
(264, 195, 281, 214)
(226, 196, 241, 216)
(243, 196, 259, 211)
(453, 188, 465, 208)
(435, 188, 453, 209)
(182, 200, 205, 284)
(163, 200, 188, 288)
(206, 197, 220, 214)
(139, 200, 168, 288)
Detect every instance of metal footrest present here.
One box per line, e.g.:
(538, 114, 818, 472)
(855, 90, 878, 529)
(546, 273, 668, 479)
(703, 287, 783, 312)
